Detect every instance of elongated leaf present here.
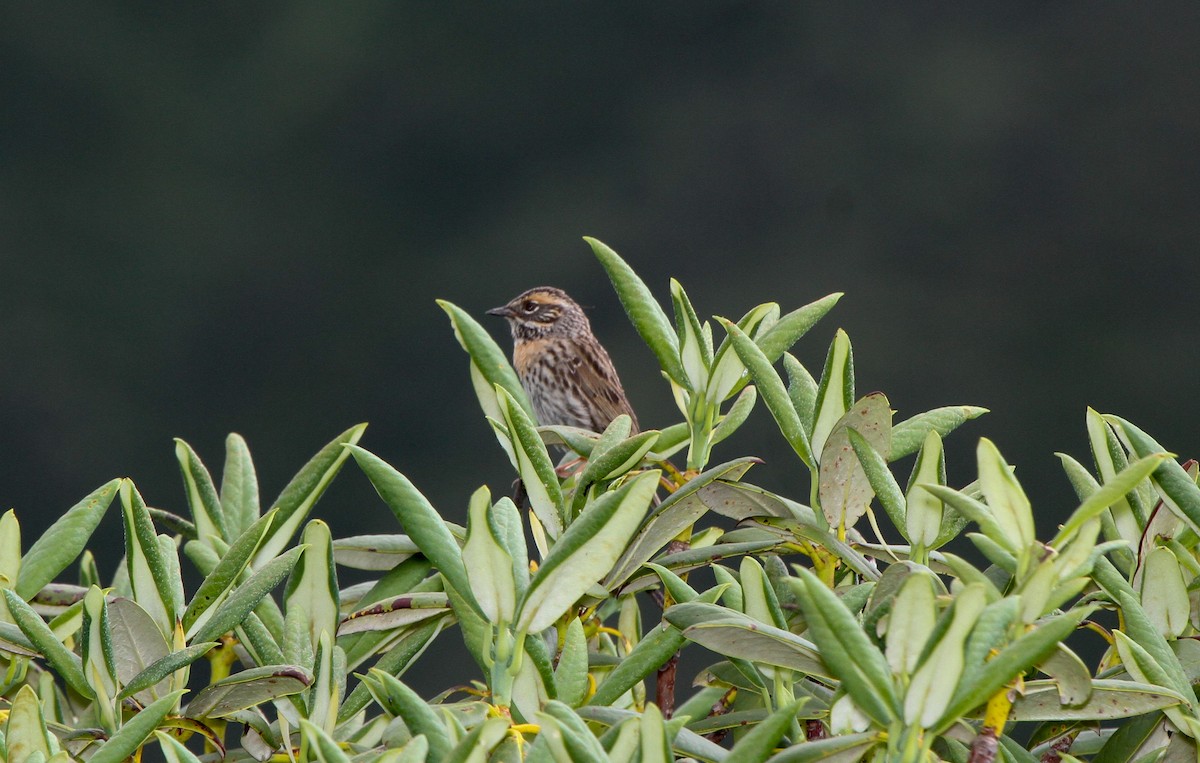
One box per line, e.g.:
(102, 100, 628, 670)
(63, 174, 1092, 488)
(337, 592, 449, 636)
(810, 329, 853, 462)
(789, 568, 899, 726)
(363, 669, 452, 761)
(16, 480, 119, 600)
(175, 439, 227, 543)
(1051, 453, 1167, 547)
(707, 302, 780, 405)
(672, 278, 711, 391)
(766, 732, 878, 763)
(253, 423, 366, 567)
(590, 622, 686, 707)
(726, 699, 807, 763)
(516, 471, 659, 634)
(191, 545, 305, 644)
(720, 318, 814, 467)
(438, 298, 535, 417)
(665, 601, 827, 678)
(338, 616, 446, 722)
(119, 642, 217, 701)
(1107, 415, 1200, 534)
(1010, 678, 1183, 721)
(107, 597, 169, 701)
(496, 385, 564, 536)
(284, 519, 340, 648)
(539, 701, 612, 761)
(6, 685, 55, 761)
(219, 433, 260, 544)
(819, 395, 892, 530)
(754, 293, 843, 362)
(183, 510, 277, 636)
(890, 406, 988, 461)
(976, 438, 1036, 551)
(712, 385, 758, 446)
(4, 588, 92, 698)
(188, 664, 311, 718)
(349, 445, 478, 618)
(553, 617, 589, 707)
(575, 705, 730, 762)
(331, 533, 419, 570)
(606, 458, 758, 590)
(919, 484, 1016, 556)
(88, 691, 186, 763)
(939, 608, 1088, 732)
(587, 237, 687, 387)
(154, 731, 205, 763)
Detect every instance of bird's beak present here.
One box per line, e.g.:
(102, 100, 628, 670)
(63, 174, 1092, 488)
(487, 305, 514, 318)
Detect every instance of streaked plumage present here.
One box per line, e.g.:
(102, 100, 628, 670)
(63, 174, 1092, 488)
(487, 287, 638, 433)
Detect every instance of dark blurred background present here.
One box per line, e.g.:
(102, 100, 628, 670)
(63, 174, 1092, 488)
(3, 5, 1199, 574)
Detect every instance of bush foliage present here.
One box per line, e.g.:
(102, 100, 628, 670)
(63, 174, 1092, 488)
(1, 240, 1198, 761)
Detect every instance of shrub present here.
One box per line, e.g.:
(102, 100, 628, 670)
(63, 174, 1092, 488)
(0, 239, 1196, 761)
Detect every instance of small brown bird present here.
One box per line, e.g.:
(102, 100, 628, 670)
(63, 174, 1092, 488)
(488, 287, 639, 433)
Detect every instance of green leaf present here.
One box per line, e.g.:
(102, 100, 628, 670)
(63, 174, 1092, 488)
(516, 471, 659, 634)
(554, 617, 589, 707)
(283, 519, 340, 648)
(719, 317, 814, 467)
(754, 292, 843, 362)
(174, 439, 227, 543)
(444, 716, 509, 763)
(495, 385, 565, 536)
(463, 487, 518, 624)
(362, 669, 452, 761)
(726, 699, 806, 763)
(588, 620, 686, 708)
(15, 479, 119, 601)
(4, 588, 93, 698)
(5, 685, 55, 761)
(665, 601, 827, 678)
(338, 616, 446, 722)
(976, 438, 1036, 552)
(88, 691, 186, 763)
(765, 732, 878, 762)
(789, 567, 899, 726)
(606, 457, 758, 590)
(188, 664, 311, 718)
(349, 445, 478, 616)
(220, 433, 261, 541)
(1051, 452, 1167, 547)
(919, 483, 1017, 556)
(298, 719, 350, 763)
(938, 608, 1088, 732)
(191, 545, 305, 644)
(889, 406, 988, 461)
(154, 731, 205, 763)
(707, 301, 779, 405)
(810, 329, 854, 461)
(107, 597, 171, 702)
(671, 278, 711, 391)
(118, 642, 217, 701)
(253, 423, 367, 567)
(819, 395, 892, 530)
(905, 430, 946, 548)
(1107, 415, 1200, 535)
(182, 509, 277, 637)
(438, 298, 535, 417)
(586, 237, 687, 388)
(904, 583, 987, 728)
(541, 701, 612, 762)
(712, 385, 758, 446)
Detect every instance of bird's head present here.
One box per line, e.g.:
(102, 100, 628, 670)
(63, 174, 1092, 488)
(488, 286, 589, 340)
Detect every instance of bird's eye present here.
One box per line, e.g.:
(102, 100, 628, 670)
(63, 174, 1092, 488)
(522, 301, 537, 313)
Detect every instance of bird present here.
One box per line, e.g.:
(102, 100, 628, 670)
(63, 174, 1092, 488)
(487, 287, 639, 434)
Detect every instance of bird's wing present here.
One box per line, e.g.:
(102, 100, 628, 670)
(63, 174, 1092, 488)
(568, 336, 639, 433)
